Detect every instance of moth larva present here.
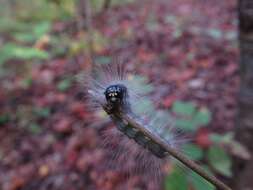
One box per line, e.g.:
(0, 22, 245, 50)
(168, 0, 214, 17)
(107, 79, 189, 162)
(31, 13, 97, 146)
(83, 61, 231, 190)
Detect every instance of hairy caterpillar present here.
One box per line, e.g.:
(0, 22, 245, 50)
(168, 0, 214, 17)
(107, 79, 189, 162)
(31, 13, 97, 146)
(85, 62, 179, 154)
(82, 62, 179, 184)
(83, 61, 231, 190)
(104, 83, 170, 158)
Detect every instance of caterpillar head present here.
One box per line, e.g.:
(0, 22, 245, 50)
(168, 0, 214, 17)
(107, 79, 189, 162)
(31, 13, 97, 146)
(104, 84, 128, 105)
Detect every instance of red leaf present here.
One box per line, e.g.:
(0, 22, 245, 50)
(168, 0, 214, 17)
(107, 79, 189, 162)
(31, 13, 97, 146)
(65, 150, 78, 166)
(69, 102, 89, 119)
(10, 176, 25, 190)
(162, 95, 176, 108)
(195, 128, 212, 148)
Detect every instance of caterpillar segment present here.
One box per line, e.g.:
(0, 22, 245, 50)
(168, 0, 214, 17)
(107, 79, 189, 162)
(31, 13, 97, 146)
(111, 114, 168, 158)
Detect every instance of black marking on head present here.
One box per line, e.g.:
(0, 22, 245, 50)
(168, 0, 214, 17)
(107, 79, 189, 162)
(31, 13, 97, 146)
(104, 84, 127, 104)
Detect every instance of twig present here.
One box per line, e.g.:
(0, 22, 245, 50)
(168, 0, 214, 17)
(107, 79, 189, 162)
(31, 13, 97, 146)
(76, 0, 94, 63)
(107, 110, 232, 190)
(103, 0, 111, 12)
(84, 0, 95, 63)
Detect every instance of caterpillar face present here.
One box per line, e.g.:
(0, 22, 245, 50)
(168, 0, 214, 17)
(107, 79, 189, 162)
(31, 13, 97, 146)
(104, 84, 127, 104)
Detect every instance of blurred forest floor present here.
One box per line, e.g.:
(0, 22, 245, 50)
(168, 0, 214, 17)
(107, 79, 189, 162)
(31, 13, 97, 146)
(0, 0, 238, 189)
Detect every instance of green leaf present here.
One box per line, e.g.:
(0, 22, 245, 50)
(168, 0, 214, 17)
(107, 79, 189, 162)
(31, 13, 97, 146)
(0, 43, 49, 64)
(33, 107, 51, 118)
(172, 101, 196, 116)
(11, 46, 48, 59)
(33, 22, 51, 38)
(182, 143, 204, 161)
(193, 107, 211, 126)
(21, 77, 33, 88)
(210, 133, 223, 143)
(0, 18, 30, 33)
(210, 133, 233, 144)
(29, 123, 42, 134)
(207, 146, 232, 177)
(175, 119, 196, 131)
(4, 17, 51, 43)
(165, 167, 188, 190)
(13, 33, 37, 43)
(57, 78, 72, 91)
(229, 141, 251, 160)
(210, 133, 250, 160)
(0, 114, 10, 125)
(189, 169, 215, 190)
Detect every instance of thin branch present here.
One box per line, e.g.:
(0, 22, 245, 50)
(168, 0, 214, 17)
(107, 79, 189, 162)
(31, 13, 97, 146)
(84, 0, 95, 61)
(103, 107, 232, 190)
(103, 0, 111, 12)
(76, 0, 94, 63)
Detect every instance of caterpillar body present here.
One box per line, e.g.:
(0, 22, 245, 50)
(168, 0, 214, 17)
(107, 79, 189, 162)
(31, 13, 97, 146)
(112, 114, 168, 158)
(82, 62, 177, 188)
(105, 84, 168, 158)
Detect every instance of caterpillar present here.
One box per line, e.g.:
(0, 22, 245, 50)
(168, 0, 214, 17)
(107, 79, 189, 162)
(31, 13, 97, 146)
(83, 61, 231, 190)
(104, 83, 168, 158)
(81, 61, 179, 184)
(84, 62, 179, 156)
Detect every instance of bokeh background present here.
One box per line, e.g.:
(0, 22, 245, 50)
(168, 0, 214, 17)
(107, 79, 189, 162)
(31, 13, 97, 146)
(0, 0, 242, 190)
